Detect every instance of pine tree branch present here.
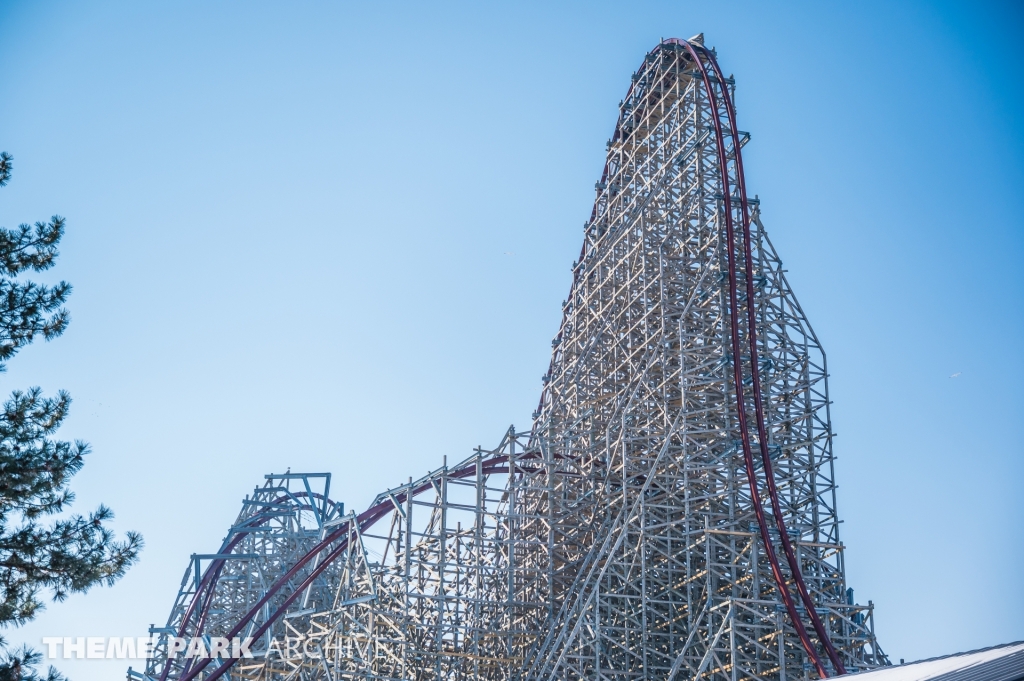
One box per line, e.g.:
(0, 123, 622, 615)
(0, 151, 143, 680)
(0, 154, 10, 189)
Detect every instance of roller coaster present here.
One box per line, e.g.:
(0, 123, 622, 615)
(131, 36, 888, 681)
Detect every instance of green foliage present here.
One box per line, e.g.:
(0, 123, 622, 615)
(0, 640, 64, 681)
(0, 154, 11, 188)
(0, 217, 71, 371)
(0, 153, 142, 680)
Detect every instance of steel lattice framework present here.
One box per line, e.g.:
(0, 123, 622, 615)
(133, 36, 887, 681)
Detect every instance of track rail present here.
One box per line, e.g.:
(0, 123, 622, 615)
(175, 454, 514, 681)
(672, 37, 844, 676)
(159, 491, 333, 681)
(661, 37, 826, 678)
(694, 42, 847, 676)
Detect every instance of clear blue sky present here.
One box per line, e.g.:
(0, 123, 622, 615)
(1, 2, 1021, 679)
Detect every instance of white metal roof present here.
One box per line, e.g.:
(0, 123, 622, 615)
(843, 642, 1024, 681)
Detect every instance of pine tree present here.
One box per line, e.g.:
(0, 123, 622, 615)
(0, 152, 142, 681)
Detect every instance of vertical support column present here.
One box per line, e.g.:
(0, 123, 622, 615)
(778, 608, 787, 681)
(402, 476, 413, 679)
(436, 460, 448, 680)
